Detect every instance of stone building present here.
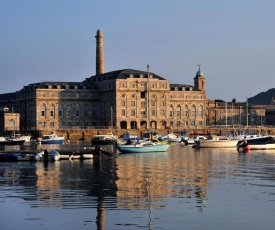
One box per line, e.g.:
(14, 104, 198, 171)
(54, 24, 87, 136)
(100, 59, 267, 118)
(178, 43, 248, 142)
(0, 107, 20, 133)
(206, 99, 266, 127)
(0, 29, 209, 133)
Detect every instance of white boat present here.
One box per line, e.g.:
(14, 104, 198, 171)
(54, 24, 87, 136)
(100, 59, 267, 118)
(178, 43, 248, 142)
(91, 134, 118, 145)
(195, 135, 239, 148)
(0, 136, 25, 145)
(59, 151, 93, 160)
(237, 136, 275, 150)
(158, 133, 181, 142)
(180, 135, 207, 146)
(35, 149, 61, 161)
(40, 133, 65, 144)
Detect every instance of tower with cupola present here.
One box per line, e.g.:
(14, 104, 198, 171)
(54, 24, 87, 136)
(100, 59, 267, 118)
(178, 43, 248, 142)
(194, 65, 206, 92)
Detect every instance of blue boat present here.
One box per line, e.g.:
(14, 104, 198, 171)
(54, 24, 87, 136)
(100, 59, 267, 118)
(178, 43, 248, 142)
(0, 153, 34, 161)
(116, 143, 170, 153)
(41, 133, 65, 144)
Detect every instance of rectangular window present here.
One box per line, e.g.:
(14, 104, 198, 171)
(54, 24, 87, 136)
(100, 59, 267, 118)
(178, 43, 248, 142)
(131, 101, 135, 106)
(151, 101, 155, 106)
(141, 101, 146, 107)
(59, 111, 62, 117)
(41, 111, 45, 117)
(67, 111, 71, 117)
(151, 110, 155, 116)
(141, 111, 146, 115)
(76, 110, 79, 117)
(121, 101, 126, 106)
(50, 122, 54, 127)
(141, 91, 146, 98)
(50, 111, 54, 117)
(131, 110, 136, 116)
(121, 109, 126, 116)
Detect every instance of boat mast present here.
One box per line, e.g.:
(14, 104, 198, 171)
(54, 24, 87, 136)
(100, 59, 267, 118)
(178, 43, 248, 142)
(111, 106, 113, 135)
(147, 64, 151, 138)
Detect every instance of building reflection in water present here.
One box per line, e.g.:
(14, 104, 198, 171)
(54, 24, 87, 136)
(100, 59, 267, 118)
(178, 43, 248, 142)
(0, 145, 245, 229)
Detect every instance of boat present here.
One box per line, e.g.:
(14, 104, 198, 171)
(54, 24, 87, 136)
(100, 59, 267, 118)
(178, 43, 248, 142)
(0, 136, 25, 145)
(40, 133, 65, 144)
(91, 134, 118, 145)
(116, 142, 170, 153)
(180, 135, 207, 146)
(0, 153, 34, 161)
(237, 136, 275, 150)
(158, 133, 181, 142)
(35, 149, 61, 161)
(59, 150, 93, 160)
(194, 135, 239, 148)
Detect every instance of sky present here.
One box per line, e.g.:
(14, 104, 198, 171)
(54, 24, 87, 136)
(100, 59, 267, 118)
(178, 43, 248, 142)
(1, 0, 275, 102)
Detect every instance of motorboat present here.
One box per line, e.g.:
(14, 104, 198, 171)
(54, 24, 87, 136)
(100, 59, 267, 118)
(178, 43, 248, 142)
(59, 150, 94, 160)
(194, 135, 239, 148)
(180, 135, 207, 146)
(0, 153, 34, 161)
(158, 133, 181, 142)
(0, 136, 25, 145)
(116, 142, 170, 153)
(91, 134, 118, 145)
(237, 136, 275, 150)
(40, 133, 65, 144)
(35, 149, 61, 161)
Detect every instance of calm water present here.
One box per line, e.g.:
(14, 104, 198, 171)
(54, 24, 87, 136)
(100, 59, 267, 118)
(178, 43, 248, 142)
(1, 143, 275, 230)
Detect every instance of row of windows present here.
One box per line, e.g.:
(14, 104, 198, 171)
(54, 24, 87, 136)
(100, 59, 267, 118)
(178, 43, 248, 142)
(120, 109, 204, 118)
(40, 110, 96, 118)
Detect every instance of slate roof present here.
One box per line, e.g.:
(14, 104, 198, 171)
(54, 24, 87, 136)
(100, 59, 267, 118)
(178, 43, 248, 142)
(83, 69, 166, 82)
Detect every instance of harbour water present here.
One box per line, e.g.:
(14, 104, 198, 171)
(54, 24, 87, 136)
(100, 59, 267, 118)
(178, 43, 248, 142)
(1, 143, 275, 230)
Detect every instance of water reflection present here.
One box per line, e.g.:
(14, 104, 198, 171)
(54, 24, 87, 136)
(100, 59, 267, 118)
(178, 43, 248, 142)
(1, 145, 275, 229)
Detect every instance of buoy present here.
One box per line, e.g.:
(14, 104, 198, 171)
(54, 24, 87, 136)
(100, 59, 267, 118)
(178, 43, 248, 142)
(245, 145, 250, 151)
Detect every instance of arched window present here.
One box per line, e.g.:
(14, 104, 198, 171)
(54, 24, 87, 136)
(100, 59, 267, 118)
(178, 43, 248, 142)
(50, 104, 55, 117)
(184, 105, 189, 117)
(199, 105, 203, 117)
(176, 105, 181, 117)
(169, 105, 174, 117)
(191, 104, 196, 117)
(41, 103, 46, 117)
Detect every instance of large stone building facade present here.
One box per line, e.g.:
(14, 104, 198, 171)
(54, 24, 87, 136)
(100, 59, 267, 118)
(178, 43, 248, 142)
(0, 29, 271, 134)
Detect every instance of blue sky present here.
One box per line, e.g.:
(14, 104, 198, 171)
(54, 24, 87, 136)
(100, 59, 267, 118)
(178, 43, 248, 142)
(1, 0, 274, 102)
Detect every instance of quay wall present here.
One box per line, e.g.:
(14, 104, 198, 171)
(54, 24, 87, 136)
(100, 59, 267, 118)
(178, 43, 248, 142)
(35, 127, 275, 142)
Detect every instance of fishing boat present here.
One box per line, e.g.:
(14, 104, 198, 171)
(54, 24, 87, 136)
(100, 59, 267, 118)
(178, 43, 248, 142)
(116, 142, 170, 153)
(40, 133, 65, 144)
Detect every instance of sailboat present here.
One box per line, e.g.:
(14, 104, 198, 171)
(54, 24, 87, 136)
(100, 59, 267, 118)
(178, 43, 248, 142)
(115, 65, 170, 153)
(0, 108, 25, 145)
(91, 107, 118, 145)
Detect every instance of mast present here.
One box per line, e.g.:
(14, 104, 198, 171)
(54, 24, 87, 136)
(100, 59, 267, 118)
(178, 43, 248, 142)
(147, 64, 151, 137)
(111, 107, 113, 135)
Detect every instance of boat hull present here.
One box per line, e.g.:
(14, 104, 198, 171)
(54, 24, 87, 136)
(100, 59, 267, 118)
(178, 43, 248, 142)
(41, 139, 64, 144)
(116, 144, 170, 153)
(195, 139, 239, 148)
(0, 140, 25, 145)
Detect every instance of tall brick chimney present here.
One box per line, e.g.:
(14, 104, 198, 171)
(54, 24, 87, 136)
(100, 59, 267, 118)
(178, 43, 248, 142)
(95, 29, 104, 75)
